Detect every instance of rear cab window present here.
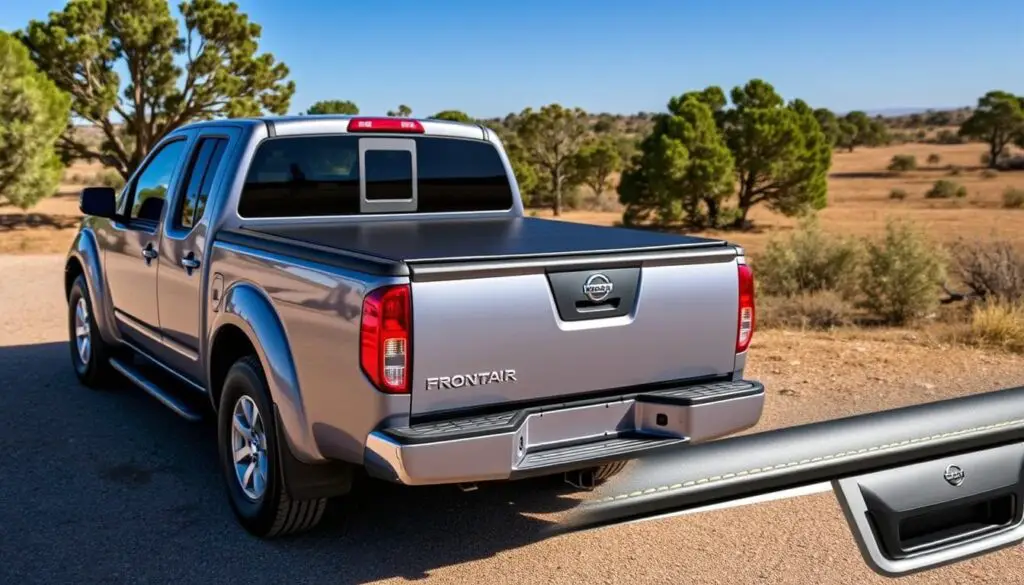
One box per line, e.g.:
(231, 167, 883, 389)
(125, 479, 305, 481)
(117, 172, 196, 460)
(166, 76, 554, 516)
(238, 135, 514, 218)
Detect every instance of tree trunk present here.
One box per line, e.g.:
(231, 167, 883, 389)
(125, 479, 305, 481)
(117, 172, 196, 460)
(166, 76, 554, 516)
(732, 173, 755, 229)
(704, 197, 720, 228)
(989, 143, 1001, 169)
(732, 204, 751, 230)
(552, 171, 562, 216)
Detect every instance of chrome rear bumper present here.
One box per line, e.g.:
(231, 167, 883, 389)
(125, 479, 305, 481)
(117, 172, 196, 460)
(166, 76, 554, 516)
(364, 380, 765, 486)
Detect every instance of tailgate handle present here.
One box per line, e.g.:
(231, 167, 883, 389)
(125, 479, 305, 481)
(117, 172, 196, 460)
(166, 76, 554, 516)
(574, 298, 621, 313)
(866, 487, 1019, 559)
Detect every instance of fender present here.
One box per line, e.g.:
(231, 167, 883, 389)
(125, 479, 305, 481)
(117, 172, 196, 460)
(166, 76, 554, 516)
(209, 281, 322, 464)
(66, 227, 121, 346)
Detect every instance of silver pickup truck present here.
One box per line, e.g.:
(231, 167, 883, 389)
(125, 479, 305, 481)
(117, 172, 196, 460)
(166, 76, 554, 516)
(65, 115, 764, 538)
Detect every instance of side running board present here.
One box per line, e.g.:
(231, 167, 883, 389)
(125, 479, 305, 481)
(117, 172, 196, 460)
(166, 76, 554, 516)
(109, 357, 205, 422)
(554, 385, 1024, 578)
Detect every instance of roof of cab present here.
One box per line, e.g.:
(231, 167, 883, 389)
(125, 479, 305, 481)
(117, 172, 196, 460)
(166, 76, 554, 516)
(175, 114, 489, 141)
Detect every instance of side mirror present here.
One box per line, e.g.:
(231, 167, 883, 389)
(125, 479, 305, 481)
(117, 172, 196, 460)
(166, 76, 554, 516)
(80, 186, 117, 218)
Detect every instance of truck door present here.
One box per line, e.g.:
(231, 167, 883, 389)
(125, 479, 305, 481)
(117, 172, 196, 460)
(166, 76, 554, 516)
(156, 129, 237, 380)
(105, 137, 190, 356)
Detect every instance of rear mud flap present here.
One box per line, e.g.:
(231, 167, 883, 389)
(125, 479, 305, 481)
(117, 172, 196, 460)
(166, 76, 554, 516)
(553, 385, 1024, 578)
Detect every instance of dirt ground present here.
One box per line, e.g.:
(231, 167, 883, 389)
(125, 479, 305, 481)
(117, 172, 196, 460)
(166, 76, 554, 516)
(2, 257, 1024, 584)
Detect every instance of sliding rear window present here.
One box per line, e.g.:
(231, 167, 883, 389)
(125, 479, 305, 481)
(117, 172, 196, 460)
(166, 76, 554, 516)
(238, 135, 514, 217)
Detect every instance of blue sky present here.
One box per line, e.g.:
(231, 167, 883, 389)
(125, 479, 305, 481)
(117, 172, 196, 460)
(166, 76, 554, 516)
(3, 0, 1023, 118)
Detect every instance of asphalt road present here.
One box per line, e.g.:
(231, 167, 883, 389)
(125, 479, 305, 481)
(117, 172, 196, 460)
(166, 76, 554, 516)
(2, 255, 1022, 585)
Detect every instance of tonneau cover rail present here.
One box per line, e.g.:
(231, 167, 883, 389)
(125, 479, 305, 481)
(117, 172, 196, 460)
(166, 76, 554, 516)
(215, 228, 409, 277)
(554, 384, 1024, 577)
(406, 245, 738, 281)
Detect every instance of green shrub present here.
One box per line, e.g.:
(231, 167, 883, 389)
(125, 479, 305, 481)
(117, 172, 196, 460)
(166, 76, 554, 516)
(981, 169, 999, 179)
(96, 169, 125, 190)
(925, 179, 967, 199)
(858, 220, 946, 325)
(946, 165, 962, 176)
(888, 188, 908, 200)
(753, 217, 861, 299)
(981, 152, 1013, 168)
(1003, 187, 1024, 209)
(934, 129, 963, 144)
(927, 153, 941, 165)
(887, 154, 917, 172)
(1003, 155, 1024, 171)
(758, 291, 856, 330)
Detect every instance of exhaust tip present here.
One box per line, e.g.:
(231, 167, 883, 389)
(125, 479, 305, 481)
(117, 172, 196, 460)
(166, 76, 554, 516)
(457, 482, 479, 492)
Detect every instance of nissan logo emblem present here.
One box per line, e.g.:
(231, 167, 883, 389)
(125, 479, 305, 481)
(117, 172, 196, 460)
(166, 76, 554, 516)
(943, 464, 965, 487)
(582, 274, 614, 302)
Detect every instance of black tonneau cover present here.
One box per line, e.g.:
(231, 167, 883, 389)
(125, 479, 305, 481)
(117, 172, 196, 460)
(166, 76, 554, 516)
(237, 216, 727, 264)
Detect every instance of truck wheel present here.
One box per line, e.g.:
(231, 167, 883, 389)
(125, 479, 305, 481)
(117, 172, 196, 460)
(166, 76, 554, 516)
(592, 460, 629, 482)
(68, 274, 116, 388)
(217, 355, 327, 538)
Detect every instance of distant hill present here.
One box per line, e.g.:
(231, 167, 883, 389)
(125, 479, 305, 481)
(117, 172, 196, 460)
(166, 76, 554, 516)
(858, 106, 967, 118)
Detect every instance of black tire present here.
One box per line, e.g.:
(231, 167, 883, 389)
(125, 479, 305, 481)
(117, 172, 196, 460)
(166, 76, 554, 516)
(591, 459, 629, 483)
(217, 355, 327, 538)
(68, 274, 116, 388)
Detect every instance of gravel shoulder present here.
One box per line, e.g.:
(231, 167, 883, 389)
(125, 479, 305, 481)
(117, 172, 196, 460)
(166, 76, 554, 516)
(2, 255, 1023, 585)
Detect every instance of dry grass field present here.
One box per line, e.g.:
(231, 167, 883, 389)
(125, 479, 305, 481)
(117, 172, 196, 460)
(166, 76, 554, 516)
(1, 142, 1022, 256)
(542, 142, 1024, 257)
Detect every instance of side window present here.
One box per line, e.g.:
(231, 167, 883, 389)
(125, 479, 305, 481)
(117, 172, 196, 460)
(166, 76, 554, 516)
(129, 140, 188, 222)
(176, 138, 228, 229)
(194, 140, 229, 225)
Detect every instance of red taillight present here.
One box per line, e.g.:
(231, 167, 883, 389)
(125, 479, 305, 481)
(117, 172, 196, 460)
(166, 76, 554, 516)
(346, 117, 425, 133)
(736, 263, 755, 353)
(360, 284, 411, 393)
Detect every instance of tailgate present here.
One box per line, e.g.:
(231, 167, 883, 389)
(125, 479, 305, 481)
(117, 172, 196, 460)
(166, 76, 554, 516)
(408, 246, 742, 416)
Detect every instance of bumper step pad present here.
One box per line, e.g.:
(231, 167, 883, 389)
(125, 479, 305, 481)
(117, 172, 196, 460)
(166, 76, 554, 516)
(365, 379, 764, 485)
(386, 379, 764, 444)
(514, 436, 689, 477)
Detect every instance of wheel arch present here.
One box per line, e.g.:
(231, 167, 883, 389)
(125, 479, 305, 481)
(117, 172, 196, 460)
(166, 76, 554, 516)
(208, 280, 321, 463)
(65, 229, 119, 345)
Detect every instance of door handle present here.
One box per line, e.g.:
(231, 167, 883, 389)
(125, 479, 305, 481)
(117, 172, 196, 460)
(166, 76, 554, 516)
(141, 244, 158, 265)
(180, 253, 201, 275)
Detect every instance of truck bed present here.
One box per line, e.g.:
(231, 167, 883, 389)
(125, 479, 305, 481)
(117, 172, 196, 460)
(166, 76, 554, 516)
(230, 216, 728, 266)
(215, 215, 745, 417)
